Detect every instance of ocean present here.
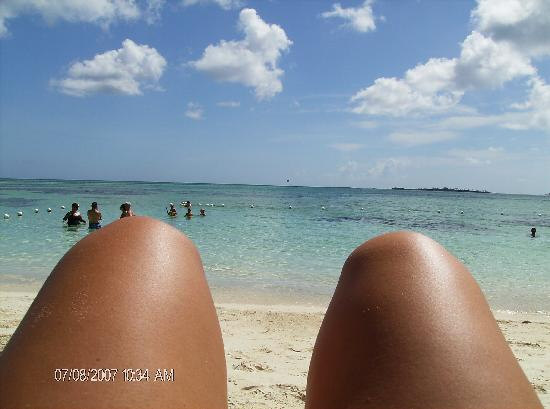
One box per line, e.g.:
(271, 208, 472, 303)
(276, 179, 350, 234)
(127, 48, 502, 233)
(0, 178, 548, 312)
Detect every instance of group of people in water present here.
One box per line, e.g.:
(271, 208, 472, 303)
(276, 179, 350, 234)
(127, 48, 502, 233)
(166, 201, 205, 218)
(62, 200, 205, 229)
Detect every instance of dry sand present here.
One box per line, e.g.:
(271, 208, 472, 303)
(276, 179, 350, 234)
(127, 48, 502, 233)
(1, 291, 548, 408)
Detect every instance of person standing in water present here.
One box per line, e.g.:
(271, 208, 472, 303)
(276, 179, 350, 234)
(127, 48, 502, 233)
(185, 207, 193, 218)
(199, 208, 206, 216)
(167, 203, 178, 217)
(120, 202, 135, 218)
(62, 203, 86, 226)
(531, 227, 536, 238)
(87, 202, 102, 229)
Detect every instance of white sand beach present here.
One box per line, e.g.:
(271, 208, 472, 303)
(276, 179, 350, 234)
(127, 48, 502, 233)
(0, 290, 548, 408)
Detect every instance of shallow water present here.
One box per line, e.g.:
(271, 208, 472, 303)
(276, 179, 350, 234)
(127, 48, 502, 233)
(1, 178, 549, 312)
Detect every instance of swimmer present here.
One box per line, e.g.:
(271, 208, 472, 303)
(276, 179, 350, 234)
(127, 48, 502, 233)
(199, 208, 206, 216)
(531, 227, 536, 238)
(167, 203, 178, 217)
(87, 202, 102, 229)
(184, 200, 192, 208)
(119, 202, 135, 218)
(0, 219, 542, 409)
(185, 207, 193, 218)
(62, 203, 86, 226)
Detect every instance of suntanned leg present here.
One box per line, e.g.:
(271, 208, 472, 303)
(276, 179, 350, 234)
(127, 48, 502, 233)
(306, 231, 542, 409)
(0, 216, 227, 409)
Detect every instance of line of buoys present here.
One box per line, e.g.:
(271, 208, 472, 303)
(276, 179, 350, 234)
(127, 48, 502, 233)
(3, 214, 9, 219)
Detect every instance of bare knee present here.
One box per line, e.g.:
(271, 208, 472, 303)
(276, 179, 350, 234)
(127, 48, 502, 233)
(335, 230, 477, 318)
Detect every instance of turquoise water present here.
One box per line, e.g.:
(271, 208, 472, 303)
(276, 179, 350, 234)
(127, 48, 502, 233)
(1, 178, 549, 312)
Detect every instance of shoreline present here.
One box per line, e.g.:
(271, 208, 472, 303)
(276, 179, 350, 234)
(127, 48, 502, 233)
(0, 290, 548, 407)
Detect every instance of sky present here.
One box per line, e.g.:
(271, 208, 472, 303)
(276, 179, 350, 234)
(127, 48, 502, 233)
(0, 0, 549, 194)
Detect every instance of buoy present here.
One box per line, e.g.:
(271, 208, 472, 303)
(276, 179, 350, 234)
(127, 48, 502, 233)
(61, 206, 65, 209)
(538, 213, 542, 216)
(221, 204, 225, 207)
(34, 209, 39, 213)
(47, 208, 52, 212)
(437, 210, 441, 213)
(198, 203, 202, 206)
(250, 204, 254, 208)
(17, 211, 23, 216)
(500, 212, 504, 215)
(3, 214, 9, 219)
(361, 207, 365, 211)
(460, 211, 464, 214)
(289, 205, 292, 209)
(321, 206, 325, 210)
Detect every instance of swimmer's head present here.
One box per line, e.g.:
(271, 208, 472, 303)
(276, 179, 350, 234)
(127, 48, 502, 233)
(200, 209, 205, 215)
(91, 202, 98, 209)
(71, 202, 79, 211)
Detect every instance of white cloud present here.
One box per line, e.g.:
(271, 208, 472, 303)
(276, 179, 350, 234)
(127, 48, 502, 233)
(181, 0, 243, 9)
(191, 8, 292, 100)
(217, 100, 240, 107)
(388, 131, 457, 146)
(351, 30, 537, 117)
(454, 31, 535, 89)
(321, 0, 376, 33)
(0, 0, 140, 37)
(509, 77, 550, 131)
(185, 102, 204, 120)
(472, 0, 550, 57)
(51, 39, 166, 96)
(328, 143, 364, 152)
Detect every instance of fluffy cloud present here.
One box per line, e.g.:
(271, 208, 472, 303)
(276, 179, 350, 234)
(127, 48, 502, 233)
(351, 30, 537, 117)
(181, 0, 243, 9)
(191, 9, 292, 100)
(454, 31, 535, 89)
(321, 0, 376, 33)
(51, 39, 166, 96)
(351, 1, 545, 124)
(0, 0, 140, 37)
(472, 0, 550, 57)
(509, 77, 550, 131)
(185, 102, 204, 119)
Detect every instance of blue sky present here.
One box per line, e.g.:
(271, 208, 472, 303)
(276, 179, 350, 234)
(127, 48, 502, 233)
(1, 0, 549, 194)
